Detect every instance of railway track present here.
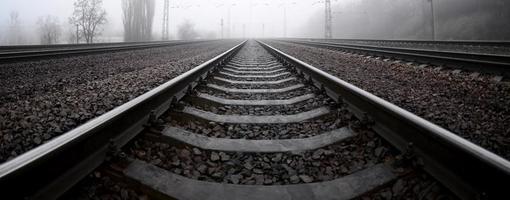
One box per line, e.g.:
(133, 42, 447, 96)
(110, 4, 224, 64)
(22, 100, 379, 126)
(0, 40, 509, 200)
(0, 40, 211, 63)
(303, 38, 510, 49)
(280, 39, 510, 78)
(0, 41, 165, 52)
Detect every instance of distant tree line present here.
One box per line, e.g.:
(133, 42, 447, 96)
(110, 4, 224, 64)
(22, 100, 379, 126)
(1, 0, 213, 45)
(37, 16, 61, 45)
(2, 0, 109, 45)
(6, 12, 24, 45)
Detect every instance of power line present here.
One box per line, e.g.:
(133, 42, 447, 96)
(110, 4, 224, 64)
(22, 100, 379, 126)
(284, 5, 287, 37)
(227, 5, 231, 38)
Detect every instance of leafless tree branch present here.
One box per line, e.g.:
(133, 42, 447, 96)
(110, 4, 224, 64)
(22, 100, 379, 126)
(69, 0, 107, 44)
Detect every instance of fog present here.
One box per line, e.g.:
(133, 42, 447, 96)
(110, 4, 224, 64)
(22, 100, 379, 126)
(0, 0, 509, 45)
(301, 0, 510, 40)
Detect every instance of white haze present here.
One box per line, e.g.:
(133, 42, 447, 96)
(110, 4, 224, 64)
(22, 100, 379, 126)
(0, 0, 337, 44)
(1, 0, 508, 44)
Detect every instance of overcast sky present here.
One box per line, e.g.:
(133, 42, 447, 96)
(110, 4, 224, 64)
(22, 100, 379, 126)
(0, 0, 357, 43)
(4, 0, 505, 43)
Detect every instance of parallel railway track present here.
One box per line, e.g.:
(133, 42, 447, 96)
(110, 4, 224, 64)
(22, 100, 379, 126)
(0, 40, 211, 63)
(280, 39, 510, 78)
(0, 41, 162, 52)
(304, 38, 510, 48)
(0, 40, 509, 199)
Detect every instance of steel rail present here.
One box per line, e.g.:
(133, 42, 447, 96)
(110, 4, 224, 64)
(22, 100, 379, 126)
(0, 40, 214, 63)
(279, 39, 510, 77)
(258, 40, 510, 200)
(0, 41, 246, 199)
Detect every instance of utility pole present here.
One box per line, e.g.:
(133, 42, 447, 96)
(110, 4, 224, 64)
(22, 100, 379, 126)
(428, 0, 436, 40)
(249, 0, 253, 38)
(233, 24, 236, 38)
(162, 0, 170, 40)
(75, 24, 81, 44)
(283, 5, 287, 37)
(221, 18, 224, 39)
(227, 6, 231, 38)
(243, 24, 246, 38)
(262, 24, 265, 38)
(325, 0, 332, 39)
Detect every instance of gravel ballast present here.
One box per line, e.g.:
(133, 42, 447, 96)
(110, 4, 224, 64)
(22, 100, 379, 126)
(0, 40, 241, 162)
(266, 41, 510, 160)
(358, 171, 457, 200)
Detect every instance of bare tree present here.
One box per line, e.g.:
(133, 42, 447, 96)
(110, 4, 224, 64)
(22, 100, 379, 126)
(122, 0, 155, 42)
(7, 11, 25, 45)
(37, 16, 61, 45)
(178, 20, 199, 40)
(69, 0, 107, 44)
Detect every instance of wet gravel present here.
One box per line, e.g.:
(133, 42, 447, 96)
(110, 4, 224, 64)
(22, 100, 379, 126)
(267, 40, 510, 160)
(128, 127, 389, 185)
(357, 172, 457, 200)
(0, 40, 241, 163)
(60, 170, 146, 200)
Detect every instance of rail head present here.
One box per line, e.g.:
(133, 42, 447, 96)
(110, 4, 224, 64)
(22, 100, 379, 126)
(0, 40, 246, 199)
(258, 40, 510, 200)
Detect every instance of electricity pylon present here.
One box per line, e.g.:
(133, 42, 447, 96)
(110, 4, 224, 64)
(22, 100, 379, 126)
(325, 0, 332, 39)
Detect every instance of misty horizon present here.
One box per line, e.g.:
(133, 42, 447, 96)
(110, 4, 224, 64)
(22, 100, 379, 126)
(0, 0, 509, 45)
